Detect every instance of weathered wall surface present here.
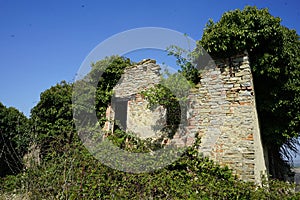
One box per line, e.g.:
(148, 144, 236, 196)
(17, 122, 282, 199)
(112, 59, 166, 139)
(185, 52, 266, 183)
(106, 54, 266, 183)
(113, 59, 161, 98)
(127, 93, 166, 139)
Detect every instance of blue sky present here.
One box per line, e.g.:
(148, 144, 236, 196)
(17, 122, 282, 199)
(0, 0, 299, 117)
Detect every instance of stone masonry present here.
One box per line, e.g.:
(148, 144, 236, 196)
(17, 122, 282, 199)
(105, 53, 266, 184)
(186, 52, 266, 183)
(105, 59, 166, 139)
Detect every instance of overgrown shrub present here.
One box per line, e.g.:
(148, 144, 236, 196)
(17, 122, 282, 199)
(1, 133, 300, 199)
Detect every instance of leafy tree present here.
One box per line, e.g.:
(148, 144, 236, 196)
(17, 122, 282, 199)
(0, 102, 29, 177)
(31, 56, 132, 160)
(198, 6, 300, 179)
(30, 81, 75, 158)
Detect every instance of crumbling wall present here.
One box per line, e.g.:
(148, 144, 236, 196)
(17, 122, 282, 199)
(113, 59, 161, 98)
(105, 54, 266, 183)
(110, 59, 166, 139)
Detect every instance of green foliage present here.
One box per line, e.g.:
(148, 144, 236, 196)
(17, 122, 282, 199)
(30, 56, 132, 161)
(142, 84, 181, 133)
(105, 128, 153, 152)
(1, 136, 300, 199)
(199, 6, 282, 58)
(141, 69, 191, 138)
(0, 102, 29, 177)
(30, 81, 75, 158)
(199, 6, 300, 179)
(91, 56, 132, 126)
(167, 45, 200, 85)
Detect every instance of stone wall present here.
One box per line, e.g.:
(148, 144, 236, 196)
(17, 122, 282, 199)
(113, 59, 161, 98)
(105, 53, 266, 183)
(184, 52, 266, 183)
(109, 59, 166, 139)
(127, 93, 166, 139)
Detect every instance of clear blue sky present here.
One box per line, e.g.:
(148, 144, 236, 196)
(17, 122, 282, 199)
(0, 0, 299, 117)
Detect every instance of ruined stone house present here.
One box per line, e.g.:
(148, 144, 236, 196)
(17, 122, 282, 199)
(104, 53, 267, 184)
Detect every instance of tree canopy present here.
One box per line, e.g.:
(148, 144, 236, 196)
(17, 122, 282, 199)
(0, 102, 29, 177)
(30, 81, 75, 158)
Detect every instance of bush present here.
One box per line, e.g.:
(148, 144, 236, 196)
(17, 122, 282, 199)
(1, 134, 300, 199)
